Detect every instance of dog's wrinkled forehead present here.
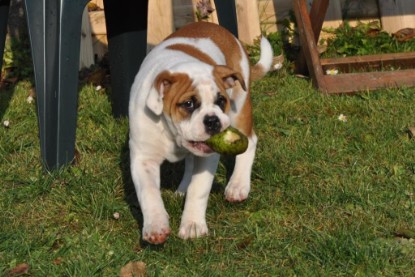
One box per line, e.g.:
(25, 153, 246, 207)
(146, 63, 245, 120)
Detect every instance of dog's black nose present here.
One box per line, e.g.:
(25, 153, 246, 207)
(204, 115, 222, 135)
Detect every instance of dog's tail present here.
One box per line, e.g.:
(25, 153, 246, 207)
(250, 36, 274, 81)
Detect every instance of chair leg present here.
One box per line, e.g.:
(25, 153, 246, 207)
(214, 0, 238, 37)
(103, 0, 148, 118)
(0, 0, 10, 78)
(24, 0, 89, 170)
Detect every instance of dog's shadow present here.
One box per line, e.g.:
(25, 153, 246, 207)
(119, 135, 234, 246)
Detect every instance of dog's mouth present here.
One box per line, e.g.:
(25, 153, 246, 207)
(188, 141, 214, 155)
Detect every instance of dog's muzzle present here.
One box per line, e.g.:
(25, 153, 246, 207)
(203, 115, 222, 135)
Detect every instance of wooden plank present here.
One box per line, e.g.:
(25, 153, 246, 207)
(79, 6, 94, 69)
(92, 34, 108, 60)
(258, 0, 279, 33)
(321, 52, 415, 72)
(173, 4, 195, 29)
(235, 0, 261, 44)
(308, 0, 330, 41)
(88, 11, 106, 35)
(147, 0, 174, 48)
(379, 0, 415, 33)
(322, 69, 415, 94)
(90, 0, 104, 9)
(294, 0, 327, 82)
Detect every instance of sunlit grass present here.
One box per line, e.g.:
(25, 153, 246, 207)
(1, 68, 415, 275)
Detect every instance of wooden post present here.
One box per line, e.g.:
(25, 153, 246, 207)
(88, 9, 108, 60)
(147, 0, 174, 49)
(79, 6, 94, 69)
(235, 0, 261, 44)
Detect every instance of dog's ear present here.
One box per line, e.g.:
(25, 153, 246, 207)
(146, 71, 173, 115)
(213, 65, 247, 91)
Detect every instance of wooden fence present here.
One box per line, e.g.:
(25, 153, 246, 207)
(80, 0, 415, 68)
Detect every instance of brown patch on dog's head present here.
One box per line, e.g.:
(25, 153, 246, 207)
(213, 65, 246, 91)
(151, 71, 198, 123)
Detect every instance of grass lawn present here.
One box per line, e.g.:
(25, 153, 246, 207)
(1, 65, 415, 276)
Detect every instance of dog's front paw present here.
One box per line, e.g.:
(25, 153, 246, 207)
(178, 220, 208, 240)
(225, 181, 250, 202)
(142, 214, 171, 244)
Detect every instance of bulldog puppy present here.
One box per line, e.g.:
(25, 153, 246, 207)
(129, 22, 273, 244)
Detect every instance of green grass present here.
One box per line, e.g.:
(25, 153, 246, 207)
(1, 67, 415, 276)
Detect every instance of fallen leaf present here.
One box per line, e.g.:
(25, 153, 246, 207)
(393, 28, 415, 42)
(394, 228, 415, 239)
(120, 261, 146, 277)
(53, 257, 63, 265)
(407, 127, 415, 139)
(237, 235, 254, 250)
(72, 148, 81, 166)
(87, 68, 106, 86)
(9, 263, 30, 276)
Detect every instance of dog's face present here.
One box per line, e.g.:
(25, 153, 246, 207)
(146, 64, 246, 156)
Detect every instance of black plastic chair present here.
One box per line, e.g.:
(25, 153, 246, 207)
(23, 0, 90, 170)
(1, 0, 237, 170)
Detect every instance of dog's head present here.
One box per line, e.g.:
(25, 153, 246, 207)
(146, 64, 246, 156)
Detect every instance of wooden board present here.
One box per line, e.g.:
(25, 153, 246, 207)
(92, 34, 108, 60)
(323, 70, 415, 94)
(321, 52, 415, 73)
(89, 11, 106, 35)
(173, 1, 195, 29)
(379, 0, 415, 33)
(90, 0, 104, 9)
(80, 6, 94, 69)
(235, 0, 261, 44)
(147, 0, 174, 48)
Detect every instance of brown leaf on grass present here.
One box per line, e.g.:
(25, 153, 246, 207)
(53, 257, 63, 265)
(394, 228, 415, 239)
(120, 261, 146, 277)
(393, 28, 415, 42)
(86, 68, 107, 86)
(407, 127, 415, 139)
(9, 263, 30, 276)
(237, 235, 254, 250)
(72, 148, 81, 166)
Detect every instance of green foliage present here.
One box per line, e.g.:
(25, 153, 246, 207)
(246, 31, 284, 64)
(322, 21, 415, 57)
(1, 36, 33, 81)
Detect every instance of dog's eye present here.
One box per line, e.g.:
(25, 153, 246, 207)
(179, 96, 199, 113)
(215, 94, 227, 111)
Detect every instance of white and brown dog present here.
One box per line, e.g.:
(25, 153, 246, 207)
(129, 22, 273, 244)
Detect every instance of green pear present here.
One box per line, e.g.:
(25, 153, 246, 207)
(206, 127, 248, 155)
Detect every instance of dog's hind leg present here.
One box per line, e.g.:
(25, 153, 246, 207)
(176, 155, 194, 195)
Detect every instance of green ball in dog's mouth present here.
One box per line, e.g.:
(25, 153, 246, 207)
(206, 127, 248, 156)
